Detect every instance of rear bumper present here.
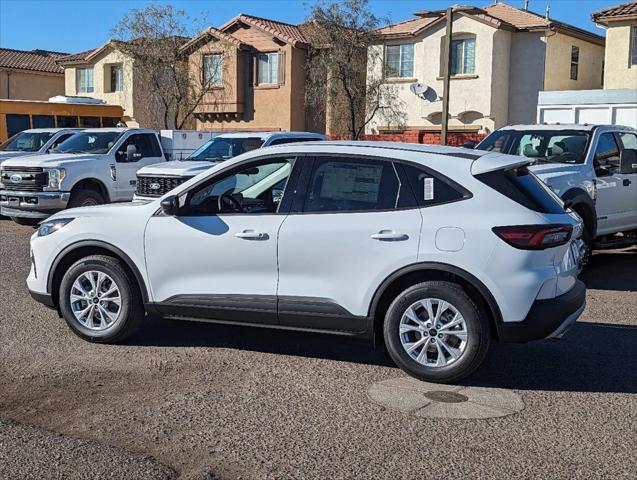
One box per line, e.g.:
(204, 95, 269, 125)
(0, 190, 70, 218)
(499, 280, 586, 343)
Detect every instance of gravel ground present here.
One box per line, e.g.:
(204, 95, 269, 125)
(1, 218, 636, 479)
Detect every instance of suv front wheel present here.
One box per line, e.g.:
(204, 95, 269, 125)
(58, 255, 144, 343)
(384, 281, 491, 383)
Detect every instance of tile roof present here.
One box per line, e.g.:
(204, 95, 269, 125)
(592, 1, 637, 22)
(0, 48, 67, 74)
(376, 16, 439, 36)
(483, 2, 550, 29)
(179, 28, 249, 53)
(55, 48, 99, 65)
(221, 14, 309, 46)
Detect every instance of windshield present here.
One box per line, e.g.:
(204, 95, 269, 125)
(52, 132, 123, 154)
(0, 131, 54, 152)
(186, 137, 265, 161)
(477, 130, 591, 165)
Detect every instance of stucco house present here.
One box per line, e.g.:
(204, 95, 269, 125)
(592, 1, 637, 89)
(182, 14, 339, 134)
(56, 41, 171, 129)
(0, 48, 66, 100)
(367, 2, 605, 136)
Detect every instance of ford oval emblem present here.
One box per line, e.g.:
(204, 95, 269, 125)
(10, 174, 22, 183)
(149, 182, 161, 190)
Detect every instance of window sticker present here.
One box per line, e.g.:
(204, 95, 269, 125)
(320, 162, 383, 203)
(424, 177, 434, 201)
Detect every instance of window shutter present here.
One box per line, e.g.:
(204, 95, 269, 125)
(278, 50, 286, 85)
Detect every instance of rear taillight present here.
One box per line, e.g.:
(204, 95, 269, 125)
(492, 224, 573, 250)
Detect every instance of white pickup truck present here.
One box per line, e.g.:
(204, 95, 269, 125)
(476, 124, 637, 258)
(0, 128, 82, 165)
(0, 128, 165, 224)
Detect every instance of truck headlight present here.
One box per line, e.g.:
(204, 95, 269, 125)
(37, 217, 74, 237)
(44, 168, 66, 191)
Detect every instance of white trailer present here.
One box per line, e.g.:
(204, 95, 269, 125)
(159, 130, 218, 161)
(537, 89, 637, 129)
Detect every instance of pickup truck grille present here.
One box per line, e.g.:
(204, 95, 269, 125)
(1, 167, 48, 192)
(136, 175, 188, 197)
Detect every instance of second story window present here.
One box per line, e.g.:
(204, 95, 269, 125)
(110, 65, 123, 92)
(631, 26, 637, 66)
(203, 54, 223, 86)
(76, 67, 94, 93)
(385, 44, 414, 78)
(450, 36, 476, 75)
(257, 52, 279, 84)
(570, 46, 579, 80)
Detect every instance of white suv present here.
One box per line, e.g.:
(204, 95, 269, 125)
(27, 142, 585, 383)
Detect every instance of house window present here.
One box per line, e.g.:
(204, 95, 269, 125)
(257, 52, 279, 84)
(385, 44, 414, 78)
(110, 65, 123, 92)
(631, 25, 637, 66)
(76, 67, 94, 93)
(570, 46, 579, 80)
(203, 54, 223, 86)
(450, 36, 476, 75)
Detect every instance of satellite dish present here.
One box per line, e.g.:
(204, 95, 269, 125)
(410, 83, 439, 102)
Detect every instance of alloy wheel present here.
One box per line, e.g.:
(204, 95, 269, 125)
(69, 270, 122, 331)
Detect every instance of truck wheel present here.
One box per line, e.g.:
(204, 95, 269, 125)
(10, 217, 39, 226)
(58, 255, 144, 343)
(383, 281, 491, 384)
(68, 188, 105, 208)
(572, 205, 593, 268)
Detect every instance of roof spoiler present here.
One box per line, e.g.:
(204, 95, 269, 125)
(470, 152, 531, 175)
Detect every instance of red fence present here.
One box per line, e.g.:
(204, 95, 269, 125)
(329, 130, 486, 146)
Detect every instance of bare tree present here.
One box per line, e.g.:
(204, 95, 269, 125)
(304, 0, 405, 139)
(111, 4, 227, 129)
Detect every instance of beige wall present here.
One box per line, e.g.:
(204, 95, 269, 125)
(602, 21, 637, 89)
(64, 48, 147, 127)
(0, 69, 64, 101)
(507, 32, 546, 125)
(544, 31, 604, 91)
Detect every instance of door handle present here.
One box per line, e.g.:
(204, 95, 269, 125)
(371, 230, 409, 241)
(235, 229, 268, 240)
(623, 179, 632, 186)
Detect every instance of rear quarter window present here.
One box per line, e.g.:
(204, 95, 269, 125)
(400, 163, 469, 207)
(476, 167, 565, 214)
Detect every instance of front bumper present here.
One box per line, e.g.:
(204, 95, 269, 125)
(499, 280, 586, 343)
(29, 288, 56, 309)
(0, 190, 70, 218)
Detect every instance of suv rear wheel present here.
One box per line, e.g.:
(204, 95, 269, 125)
(383, 281, 491, 383)
(58, 255, 143, 343)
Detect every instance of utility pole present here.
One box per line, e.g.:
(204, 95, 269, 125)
(440, 7, 453, 146)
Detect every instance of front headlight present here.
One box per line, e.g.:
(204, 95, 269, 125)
(43, 168, 66, 191)
(37, 217, 74, 237)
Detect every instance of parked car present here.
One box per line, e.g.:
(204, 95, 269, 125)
(0, 128, 166, 225)
(0, 128, 82, 165)
(133, 131, 326, 200)
(476, 124, 637, 260)
(28, 141, 585, 383)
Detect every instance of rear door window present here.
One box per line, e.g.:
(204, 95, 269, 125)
(400, 163, 468, 207)
(476, 167, 565, 214)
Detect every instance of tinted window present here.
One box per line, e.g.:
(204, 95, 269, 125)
(102, 117, 121, 127)
(303, 158, 416, 213)
(56, 115, 78, 128)
(594, 133, 620, 174)
(0, 131, 53, 152)
(32, 115, 55, 128)
(401, 163, 467, 207)
(49, 133, 75, 150)
(476, 167, 565, 214)
(268, 137, 323, 146)
(187, 137, 265, 161)
(53, 131, 122, 154)
(6, 114, 30, 138)
(79, 116, 101, 128)
(120, 134, 158, 159)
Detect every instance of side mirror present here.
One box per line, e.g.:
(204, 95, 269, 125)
(160, 195, 180, 216)
(126, 144, 141, 162)
(619, 148, 637, 174)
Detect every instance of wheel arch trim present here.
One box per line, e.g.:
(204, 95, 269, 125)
(368, 262, 504, 336)
(47, 240, 149, 303)
(561, 187, 597, 237)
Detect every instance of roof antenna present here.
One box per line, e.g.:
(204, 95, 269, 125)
(545, 0, 550, 19)
(524, 0, 529, 11)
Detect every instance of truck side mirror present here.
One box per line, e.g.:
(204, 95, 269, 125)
(619, 148, 637, 174)
(160, 195, 180, 216)
(126, 144, 140, 162)
(462, 141, 476, 149)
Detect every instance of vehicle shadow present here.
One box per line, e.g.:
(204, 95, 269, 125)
(129, 318, 636, 394)
(580, 247, 637, 292)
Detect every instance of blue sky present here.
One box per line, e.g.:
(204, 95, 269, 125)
(0, 0, 617, 54)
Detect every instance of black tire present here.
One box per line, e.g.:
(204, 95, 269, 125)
(383, 281, 491, 383)
(58, 255, 144, 343)
(10, 217, 39, 226)
(68, 188, 105, 208)
(572, 204, 593, 270)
